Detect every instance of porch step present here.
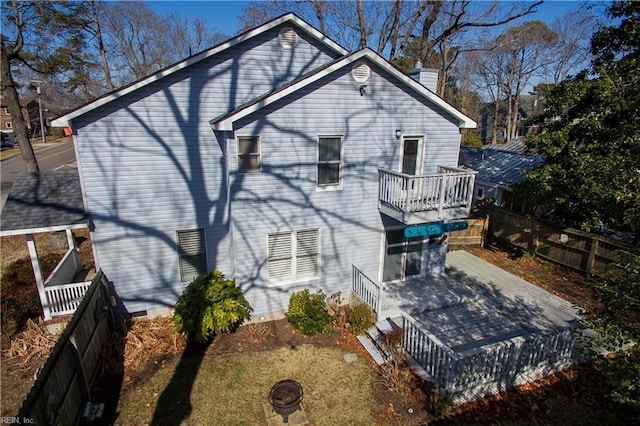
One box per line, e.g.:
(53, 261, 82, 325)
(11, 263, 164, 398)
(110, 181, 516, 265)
(357, 317, 405, 365)
(356, 334, 386, 365)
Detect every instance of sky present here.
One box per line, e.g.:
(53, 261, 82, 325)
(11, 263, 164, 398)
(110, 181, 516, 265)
(146, 0, 605, 38)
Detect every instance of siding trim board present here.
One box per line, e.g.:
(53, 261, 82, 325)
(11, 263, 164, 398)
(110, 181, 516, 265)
(52, 13, 347, 128)
(212, 49, 476, 131)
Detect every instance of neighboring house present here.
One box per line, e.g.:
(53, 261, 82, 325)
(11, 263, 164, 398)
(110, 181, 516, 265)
(458, 141, 543, 209)
(478, 94, 543, 144)
(52, 14, 475, 318)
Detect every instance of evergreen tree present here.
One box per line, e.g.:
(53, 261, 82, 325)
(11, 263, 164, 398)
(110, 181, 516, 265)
(516, 1, 640, 239)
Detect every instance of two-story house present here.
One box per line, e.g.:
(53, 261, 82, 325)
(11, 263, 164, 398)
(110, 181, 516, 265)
(51, 14, 475, 318)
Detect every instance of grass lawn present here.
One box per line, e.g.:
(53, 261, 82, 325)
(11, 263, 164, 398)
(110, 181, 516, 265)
(116, 344, 381, 425)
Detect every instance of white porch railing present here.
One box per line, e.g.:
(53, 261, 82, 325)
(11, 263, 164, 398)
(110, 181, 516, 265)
(40, 248, 92, 319)
(45, 281, 93, 317)
(351, 265, 382, 316)
(378, 167, 475, 220)
(402, 314, 575, 403)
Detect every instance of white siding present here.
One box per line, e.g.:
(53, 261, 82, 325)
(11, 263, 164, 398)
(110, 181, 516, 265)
(72, 26, 340, 313)
(227, 62, 462, 315)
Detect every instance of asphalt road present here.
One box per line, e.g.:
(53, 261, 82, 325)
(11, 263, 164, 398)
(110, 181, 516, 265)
(1, 141, 76, 209)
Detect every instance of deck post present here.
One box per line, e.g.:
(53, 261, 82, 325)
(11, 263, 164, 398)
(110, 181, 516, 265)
(26, 233, 51, 320)
(65, 229, 75, 249)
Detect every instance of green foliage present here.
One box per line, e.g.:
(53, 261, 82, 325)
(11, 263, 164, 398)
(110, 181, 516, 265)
(348, 301, 376, 334)
(0, 254, 63, 335)
(172, 270, 252, 343)
(581, 252, 640, 411)
(286, 289, 332, 336)
(461, 130, 483, 147)
(515, 2, 640, 238)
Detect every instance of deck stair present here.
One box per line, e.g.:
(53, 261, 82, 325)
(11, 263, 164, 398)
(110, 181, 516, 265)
(356, 317, 402, 365)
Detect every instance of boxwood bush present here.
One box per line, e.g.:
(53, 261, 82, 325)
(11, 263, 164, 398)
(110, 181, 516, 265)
(286, 289, 332, 336)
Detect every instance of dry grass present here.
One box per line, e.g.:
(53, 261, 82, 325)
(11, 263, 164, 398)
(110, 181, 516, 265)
(116, 345, 380, 425)
(4, 318, 59, 363)
(105, 316, 186, 374)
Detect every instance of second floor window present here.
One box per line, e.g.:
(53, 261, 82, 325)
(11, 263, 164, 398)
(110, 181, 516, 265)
(317, 136, 343, 188)
(237, 136, 260, 173)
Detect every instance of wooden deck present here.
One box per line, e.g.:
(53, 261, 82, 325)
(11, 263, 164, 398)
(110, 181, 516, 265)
(354, 250, 581, 403)
(381, 250, 581, 350)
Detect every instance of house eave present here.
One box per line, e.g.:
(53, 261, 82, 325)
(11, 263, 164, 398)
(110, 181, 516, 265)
(51, 13, 348, 128)
(212, 48, 476, 131)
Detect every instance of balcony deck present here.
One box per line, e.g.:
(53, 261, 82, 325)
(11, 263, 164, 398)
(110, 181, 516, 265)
(378, 166, 476, 224)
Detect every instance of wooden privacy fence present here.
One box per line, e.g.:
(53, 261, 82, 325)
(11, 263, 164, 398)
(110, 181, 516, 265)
(488, 208, 637, 276)
(17, 270, 113, 425)
(402, 314, 575, 404)
(447, 217, 488, 247)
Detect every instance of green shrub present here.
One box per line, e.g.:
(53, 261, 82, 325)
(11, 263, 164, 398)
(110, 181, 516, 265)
(286, 289, 331, 336)
(172, 270, 252, 343)
(348, 301, 376, 334)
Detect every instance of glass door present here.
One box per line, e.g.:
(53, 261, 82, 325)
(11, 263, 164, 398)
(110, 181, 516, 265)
(382, 229, 424, 282)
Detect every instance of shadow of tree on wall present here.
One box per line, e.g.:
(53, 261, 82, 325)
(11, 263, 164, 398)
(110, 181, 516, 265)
(4, 20, 476, 423)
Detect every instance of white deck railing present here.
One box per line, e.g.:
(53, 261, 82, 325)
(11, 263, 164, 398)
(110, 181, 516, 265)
(45, 281, 93, 317)
(378, 167, 475, 217)
(352, 265, 382, 315)
(402, 314, 575, 403)
(40, 248, 92, 319)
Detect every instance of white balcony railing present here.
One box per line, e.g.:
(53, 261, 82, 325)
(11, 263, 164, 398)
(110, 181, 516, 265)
(378, 166, 476, 223)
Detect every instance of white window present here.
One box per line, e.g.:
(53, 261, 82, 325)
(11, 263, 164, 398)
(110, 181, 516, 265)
(177, 228, 208, 282)
(317, 136, 343, 188)
(476, 187, 484, 199)
(3, 108, 9, 115)
(5, 122, 12, 129)
(237, 136, 260, 173)
(268, 229, 320, 282)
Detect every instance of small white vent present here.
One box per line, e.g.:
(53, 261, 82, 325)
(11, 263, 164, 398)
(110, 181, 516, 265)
(351, 62, 371, 84)
(278, 27, 299, 49)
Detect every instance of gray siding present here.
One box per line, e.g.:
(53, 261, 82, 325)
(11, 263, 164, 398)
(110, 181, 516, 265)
(227, 62, 462, 315)
(71, 25, 340, 313)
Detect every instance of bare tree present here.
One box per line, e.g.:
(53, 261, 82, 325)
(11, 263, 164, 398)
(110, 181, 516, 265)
(85, 0, 114, 91)
(545, 6, 595, 84)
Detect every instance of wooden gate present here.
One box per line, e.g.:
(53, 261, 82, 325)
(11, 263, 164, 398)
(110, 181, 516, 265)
(17, 270, 113, 424)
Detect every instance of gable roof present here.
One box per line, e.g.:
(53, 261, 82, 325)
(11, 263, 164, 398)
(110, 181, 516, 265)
(51, 13, 348, 128)
(458, 145, 543, 186)
(0, 169, 89, 236)
(212, 48, 476, 130)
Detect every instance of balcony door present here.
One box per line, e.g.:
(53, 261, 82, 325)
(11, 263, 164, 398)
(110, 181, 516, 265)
(399, 136, 423, 175)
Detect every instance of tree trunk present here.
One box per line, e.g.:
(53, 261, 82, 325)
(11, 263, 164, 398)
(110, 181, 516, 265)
(92, 0, 114, 91)
(357, 0, 367, 49)
(492, 100, 500, 145)
(309, 0, 325, 34)
(1, 40, 39, 172)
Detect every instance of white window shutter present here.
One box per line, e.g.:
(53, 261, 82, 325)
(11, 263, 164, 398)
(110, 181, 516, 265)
(268, 233, 293, 280)
(296, 230, 319, 277)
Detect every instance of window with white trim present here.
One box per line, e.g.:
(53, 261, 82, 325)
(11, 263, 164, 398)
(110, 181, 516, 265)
(177, 228, 208, 282)
(268, 229, 320, 282)
(5, 122, 12, 129)
(317, 136, 343, 188)
(237, 136, 260, 173)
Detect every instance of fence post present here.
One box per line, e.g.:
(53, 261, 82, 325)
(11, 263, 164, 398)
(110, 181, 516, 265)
(585, 238, 599, 277)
